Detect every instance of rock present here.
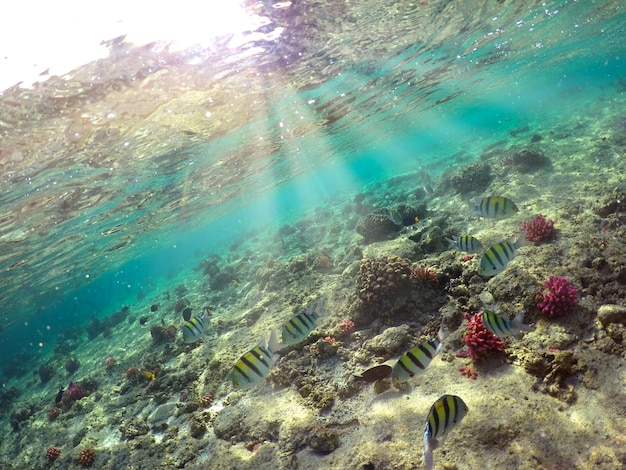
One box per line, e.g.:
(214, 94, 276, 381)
(119, 417, 149, 439)
(597, 304, 626, 327)
(364, 325, 411, 355)
(148, 403, 177, 427)
(306, 428, 339, 454)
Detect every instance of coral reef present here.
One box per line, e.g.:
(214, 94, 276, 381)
(62, 382, 87, 404)
(38, 364, 54, 383)
(519, 349, 582, 402)
(48, 406, 60, 421)
(508, 148, 551, 173)
(521, 214, 556, 242)
(77, 448, 96, 467)
(442, 162, 492, 194)
(306, 427, 340, 454)
(198, 392, 214, 408)
(65, 357, 80, 374)
(45, 447, 62, 461)
(356, 255, 413, 313)
(337, 319, 355, 336)
(460, 312, 505, 360)
(412, 266, 440, 288)
(355, 213, 399, 243)
(536, 276, 578, 317)
(150, 324, 178, 343)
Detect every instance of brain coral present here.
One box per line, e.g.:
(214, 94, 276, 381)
(355, 213, 399, 244)
(356, 255, 414, 311)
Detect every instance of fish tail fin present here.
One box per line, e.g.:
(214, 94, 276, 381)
(202, 307, 210, 321)
(516, 230, 534, 248)
(437, 325, 450, 342)
(513, 310, 535, 333)
(267, 329, 285, 355)
(423, 435, 437, 470)
(466, 197, 479, 216)
(445, 237, 457, 249)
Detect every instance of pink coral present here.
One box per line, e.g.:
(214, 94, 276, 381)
(460, 312, 505, 360)
(521, 214, 556, 243)
(337, 319, 355, 335)
(536, 276, 577, 317)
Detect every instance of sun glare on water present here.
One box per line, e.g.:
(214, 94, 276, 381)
(0, 0, 262, 91)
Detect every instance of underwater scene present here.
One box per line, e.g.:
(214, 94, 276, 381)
(1, 1, 626, 469)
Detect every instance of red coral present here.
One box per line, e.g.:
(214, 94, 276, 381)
(411, 267, 440, 288)
(199, 392, 214, 407)
(459, 367, 478, 379)
(46, 447, 62, 461)
(48, 406, 60, 421)
(536, 276, 577, 317)
(521, 214, 556, 243)
(461, 312, 505, 360)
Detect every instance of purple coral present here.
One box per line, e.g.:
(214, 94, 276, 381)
(459, 312, 505, 360)
(521, 214, 556, 243)
(536, 276, 577, 317)
(63, 382, 86, 402)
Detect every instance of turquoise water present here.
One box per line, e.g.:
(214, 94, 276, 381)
(1, 1, 626, 468)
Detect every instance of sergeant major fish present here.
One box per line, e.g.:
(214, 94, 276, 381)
(281, 300, 324, 346)
(231, 330, 282, 390)
(470, 196, 518, 220)
(424, 394, 468, 470)
(182, 308, 209, 343)
(482, 309, 534, 338)
(479, 231, 532, 277)
(446, 235, 482, 253)
(391, 328, 448, 384)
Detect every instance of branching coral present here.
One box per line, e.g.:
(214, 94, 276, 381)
(460, 312, 505, 360)
(521, 214, 556, 242)
(536, 276, 577, 317)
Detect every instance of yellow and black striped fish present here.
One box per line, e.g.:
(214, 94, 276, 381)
(182, 308, 209, 343)
(281, 310, 320, 346)
(479, 232, 532, 277)
(470, 196, 518, 220)
(482, 309, 534, 338)
(446, 235, 482, 253)
(231, 330, 281, 390)
(423, 394, 468, 470)
(391, 328, 447, 384)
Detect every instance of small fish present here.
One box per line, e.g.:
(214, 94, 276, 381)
(446, 235, 482, 253)
(142, 370, 156, 381)
(182, 308, 209, 343)
(354, 364, 392, 382)
(479, 231, 532, 277)
(55, 386, 65, 404)
(231, 330, 281, 390)
(391, 328, 448, 384)
(482, 309, 535, 338)
(470, 196, 518, 220)
(424, 394, 468, 470)
(182, 307, 192, 322)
